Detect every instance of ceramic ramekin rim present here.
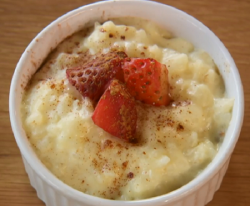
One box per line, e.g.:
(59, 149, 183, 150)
(9, 0, 244, 205)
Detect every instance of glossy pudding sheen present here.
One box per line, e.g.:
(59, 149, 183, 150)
(21, 18, 234, 200)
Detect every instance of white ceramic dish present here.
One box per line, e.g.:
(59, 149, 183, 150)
(9, 0, 244, 206)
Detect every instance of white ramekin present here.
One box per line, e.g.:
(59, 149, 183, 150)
(9, 1, 244, 206)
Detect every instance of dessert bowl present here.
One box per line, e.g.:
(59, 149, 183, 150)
(9, 0, 244, 206)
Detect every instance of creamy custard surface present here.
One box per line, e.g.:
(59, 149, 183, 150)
(21, 18, 234, 200)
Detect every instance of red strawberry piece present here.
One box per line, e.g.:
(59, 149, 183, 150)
(66, 51, 127, 102)
(92, 79, 137, 143)
(122, 58, 170, 106)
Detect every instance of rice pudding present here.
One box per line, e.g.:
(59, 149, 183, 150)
(21, 18, 234, 200)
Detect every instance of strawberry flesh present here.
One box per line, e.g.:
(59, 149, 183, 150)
(92, 79, 137, 143)
(122, 58, 170, 106)
(66, 51, 127, 102)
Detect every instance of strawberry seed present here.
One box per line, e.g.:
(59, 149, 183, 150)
(86, 70, 91, 75)
(77, 72, 83, 77)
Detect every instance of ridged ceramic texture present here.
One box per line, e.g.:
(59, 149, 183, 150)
(22, 156, 230, 206)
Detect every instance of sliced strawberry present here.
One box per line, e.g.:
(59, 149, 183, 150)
(66, 51, 127, 102)
(122, 58, 170, 106)
(92, 79, 137, 143)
